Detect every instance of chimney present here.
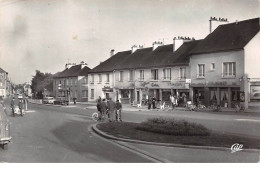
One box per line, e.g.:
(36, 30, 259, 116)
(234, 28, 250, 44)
(65, 63, 73, 69)
(131, 45, 143, 53)
(173, 36, 193, 52)
(152, 41, 163, 50)
(110, 49, 115, 57)
(80, 61, 88, 69)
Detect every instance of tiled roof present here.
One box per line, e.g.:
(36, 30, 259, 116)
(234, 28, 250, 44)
(90, 40, 200, 73)
(191, 17, 260, 55)
(54, 64, 91, 78)
(89, 50, 132, 73)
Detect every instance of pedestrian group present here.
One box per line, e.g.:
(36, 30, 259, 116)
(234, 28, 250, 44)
(96, 96, 122, 122)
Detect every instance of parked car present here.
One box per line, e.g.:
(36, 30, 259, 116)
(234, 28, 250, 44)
(53, 97, 69, 105)
(43, 97, 55, 104)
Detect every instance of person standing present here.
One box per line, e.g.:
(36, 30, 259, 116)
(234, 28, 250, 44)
(18, 99, 24, 116)
(100, 99, 107, 120)
(10, 97, 15, 117)
(148, 96, 152, 110)
(115, 100, 122, 122)
(107, 98, 116, 121)
(152, 96, 156, 109)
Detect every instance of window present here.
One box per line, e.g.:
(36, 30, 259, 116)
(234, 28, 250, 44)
(98, 74, 102, 83)
(82, 90, 88, 98)
(90, 74, 94, 83)
(163, 68, 171, 80)
(129, 70, 134, 81)
(223, 62, 236, 77)
(197, 64, 205, 78)
(106, 73, 110, 83)
(139, 70, 144, 81)
(180, 68, 186, 79)
(74, 79, 77, 86)
(119, 71, 123, 82)
(82, 77, 88, 84)
(91, 89, 94, 99)
(151, 69, 159, 80)
(211, 63, 215, 71)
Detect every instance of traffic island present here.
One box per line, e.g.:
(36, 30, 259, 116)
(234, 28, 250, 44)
(94, 117, 260, 151)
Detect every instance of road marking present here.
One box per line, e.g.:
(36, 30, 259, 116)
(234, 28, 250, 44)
(235, 119, 260, 123)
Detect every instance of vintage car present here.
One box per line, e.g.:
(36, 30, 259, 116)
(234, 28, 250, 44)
(43, 97, 55, 104)
(53, 97, 69, 105)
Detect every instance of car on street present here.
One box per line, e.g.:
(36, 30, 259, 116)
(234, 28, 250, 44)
(43, 97, 55, 104)
(53, 97, 69, 105)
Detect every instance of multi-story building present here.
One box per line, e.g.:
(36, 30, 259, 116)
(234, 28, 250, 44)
(53, 61, 91, 102)
(23, 82, 32, 98)
(88, 39, 200, 104)
(0, 67, 8, 97)
(189, 17, 260, 109)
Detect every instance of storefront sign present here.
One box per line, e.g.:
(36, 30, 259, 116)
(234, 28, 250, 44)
(167, 82, 189, 89)
(102, 86, 113, 92)
(191, 81, 231, 87)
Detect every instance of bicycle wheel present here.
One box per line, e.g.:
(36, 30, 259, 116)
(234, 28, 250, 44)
(92, 112, 99, 121)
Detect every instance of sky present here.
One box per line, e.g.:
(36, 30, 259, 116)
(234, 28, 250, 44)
(0, 0, 259, 84)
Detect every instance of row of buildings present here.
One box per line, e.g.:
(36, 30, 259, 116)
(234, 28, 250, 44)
(0, 67, 13, 98)
(53, 17, 260, 109)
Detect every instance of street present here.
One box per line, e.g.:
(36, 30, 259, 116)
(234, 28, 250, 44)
(0, 98, 153, 163)
(0, 97, 260, 163)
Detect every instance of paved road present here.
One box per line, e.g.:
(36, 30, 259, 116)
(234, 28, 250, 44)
(1, 97, 260, 162)
(0, 99, 153, 163)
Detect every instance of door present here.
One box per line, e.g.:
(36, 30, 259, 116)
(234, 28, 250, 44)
(137, 91, 140, 103)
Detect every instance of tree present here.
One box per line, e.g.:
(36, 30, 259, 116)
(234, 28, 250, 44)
(31, 70, 54, 99)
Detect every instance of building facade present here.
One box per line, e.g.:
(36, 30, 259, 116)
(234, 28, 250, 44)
(88, 39, 199, 105)
(53, 62, 91, 102)
(0, 67, 8, 97)
(189, 17, 260, 109)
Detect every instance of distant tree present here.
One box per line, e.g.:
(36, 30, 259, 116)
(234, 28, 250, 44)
(31, 70, 54, 99)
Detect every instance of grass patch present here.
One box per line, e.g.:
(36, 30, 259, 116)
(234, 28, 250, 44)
(97, 120, 260, 149)
(136, 117, 210, 136)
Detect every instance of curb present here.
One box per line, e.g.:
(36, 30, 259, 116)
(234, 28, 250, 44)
(28, 101, 62, 107)
(92, 123, 260, 153)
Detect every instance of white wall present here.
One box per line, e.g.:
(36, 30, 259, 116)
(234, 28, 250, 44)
(244, 32, 260, 78)
(88, 72, 114, 102)
(190, 50, 244, 85)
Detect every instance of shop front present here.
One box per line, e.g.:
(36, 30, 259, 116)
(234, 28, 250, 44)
(117, 88, 135, 104)
(102, 86, 115, 100)
(191, 82, 241, 108)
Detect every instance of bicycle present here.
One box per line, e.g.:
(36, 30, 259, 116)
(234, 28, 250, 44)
(194, 103, 207, 111)
(209, 104, 222, 112)
(233, 103, 245, 112)
(92, 111, 107, 122)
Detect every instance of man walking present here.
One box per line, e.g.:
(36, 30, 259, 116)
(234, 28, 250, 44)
(115, 100, 122, 122)
(107, 98, 116, 122)
(18, 99, 24, 116)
